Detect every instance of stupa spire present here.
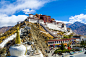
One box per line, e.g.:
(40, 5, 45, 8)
(15, 27, 21, 44)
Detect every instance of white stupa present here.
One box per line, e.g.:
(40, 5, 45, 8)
(9, 27, 27, 57)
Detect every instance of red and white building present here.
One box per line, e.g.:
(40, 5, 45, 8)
(48, 38, 80, 48)
(25, 14, 68, 32)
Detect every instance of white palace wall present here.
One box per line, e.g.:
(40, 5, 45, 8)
(39, 20, 45, 24)
(29, 19, 38, 23)
(46, 22, 60, 30)
(27, 18, 67, 32)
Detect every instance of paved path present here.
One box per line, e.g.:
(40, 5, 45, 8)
(66, 52, 86, 57)
(74, 52, 86, 57)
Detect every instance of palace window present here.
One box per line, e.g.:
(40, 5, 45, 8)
(61, 41, 62, 43)
(59, 41, 60, 43)
(63, 41, 64, 43)
(57, 41, 58, 43)
(55, 41, 56, 43)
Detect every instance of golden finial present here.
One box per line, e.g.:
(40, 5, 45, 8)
(15, 27, 21, 44)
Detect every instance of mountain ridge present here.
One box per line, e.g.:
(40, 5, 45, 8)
(0, 26, 13, 33)
(66, 22, 86, 35)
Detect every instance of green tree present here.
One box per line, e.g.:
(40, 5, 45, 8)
(63, 35, 69, 39)
(60, 43, 65, 51)
(80, 40, 84, 47)
(68, 43, 70, 47)
(68, 35, 73, 38)
(84, 41, 86, 47)
(68, 41, 71, 47)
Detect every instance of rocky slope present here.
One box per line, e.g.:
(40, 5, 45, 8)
(0, 21, 51, 57)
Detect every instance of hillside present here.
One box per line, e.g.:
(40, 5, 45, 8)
(66, 22, 86, 35)
(0, 21, 53, 57)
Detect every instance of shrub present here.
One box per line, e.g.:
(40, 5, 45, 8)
(63, 35, 69, 39)
(54, 49, 71, 54)
(60, 43, 65, 50)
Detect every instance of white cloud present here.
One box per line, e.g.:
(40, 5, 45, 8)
(0, 14, 28, 27)
(0, 0, 53, 15)
(69, 14, 86, 24)
(56, 14, 86, 24)
(22, 9, 35, 14)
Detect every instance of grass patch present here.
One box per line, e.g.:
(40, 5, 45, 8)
(54, 49, 71, 54)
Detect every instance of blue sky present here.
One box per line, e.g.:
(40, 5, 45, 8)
(0, 0, 86, 27)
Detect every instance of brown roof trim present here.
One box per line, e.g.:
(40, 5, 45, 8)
(46, 22, 52, 23)
(27, 17, 39, 19)
(57, 22, 64, 24)
(67, 28, 71, 29)
(39, 19, 43, 20)
(48, 38, 79, 42)
(29, 18, 43, 20)
(52, 21, 56, 22)
(27, 17, 34, 19)
(41, 15, 46, 16)
(29, 14, 33, 15)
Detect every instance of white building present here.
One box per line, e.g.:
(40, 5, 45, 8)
(48, 38, 80, 48)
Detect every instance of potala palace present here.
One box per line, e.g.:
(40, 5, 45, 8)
(24, 14, 73, 35)
(26, 14, 67, 32)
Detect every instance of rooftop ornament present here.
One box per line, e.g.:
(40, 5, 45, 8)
(15, 27, 21, 45)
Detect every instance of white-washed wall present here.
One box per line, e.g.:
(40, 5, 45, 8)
(45, 22, 67, 32)
(29, 15, 34, 18)
(57, 23, 67, 32)
(39, 20, 45, 24)
(52, 32, 57, 34)
(66, 30, 73, 35)
(56, 24, 62, 28)
(29, 19, 38, 23)
(76, 39, 80, 41)
(28, 19, 67, 32)
(70, 29, 72, 33)
(46, 22, 59, 30)
(64, 25, 67, 31)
